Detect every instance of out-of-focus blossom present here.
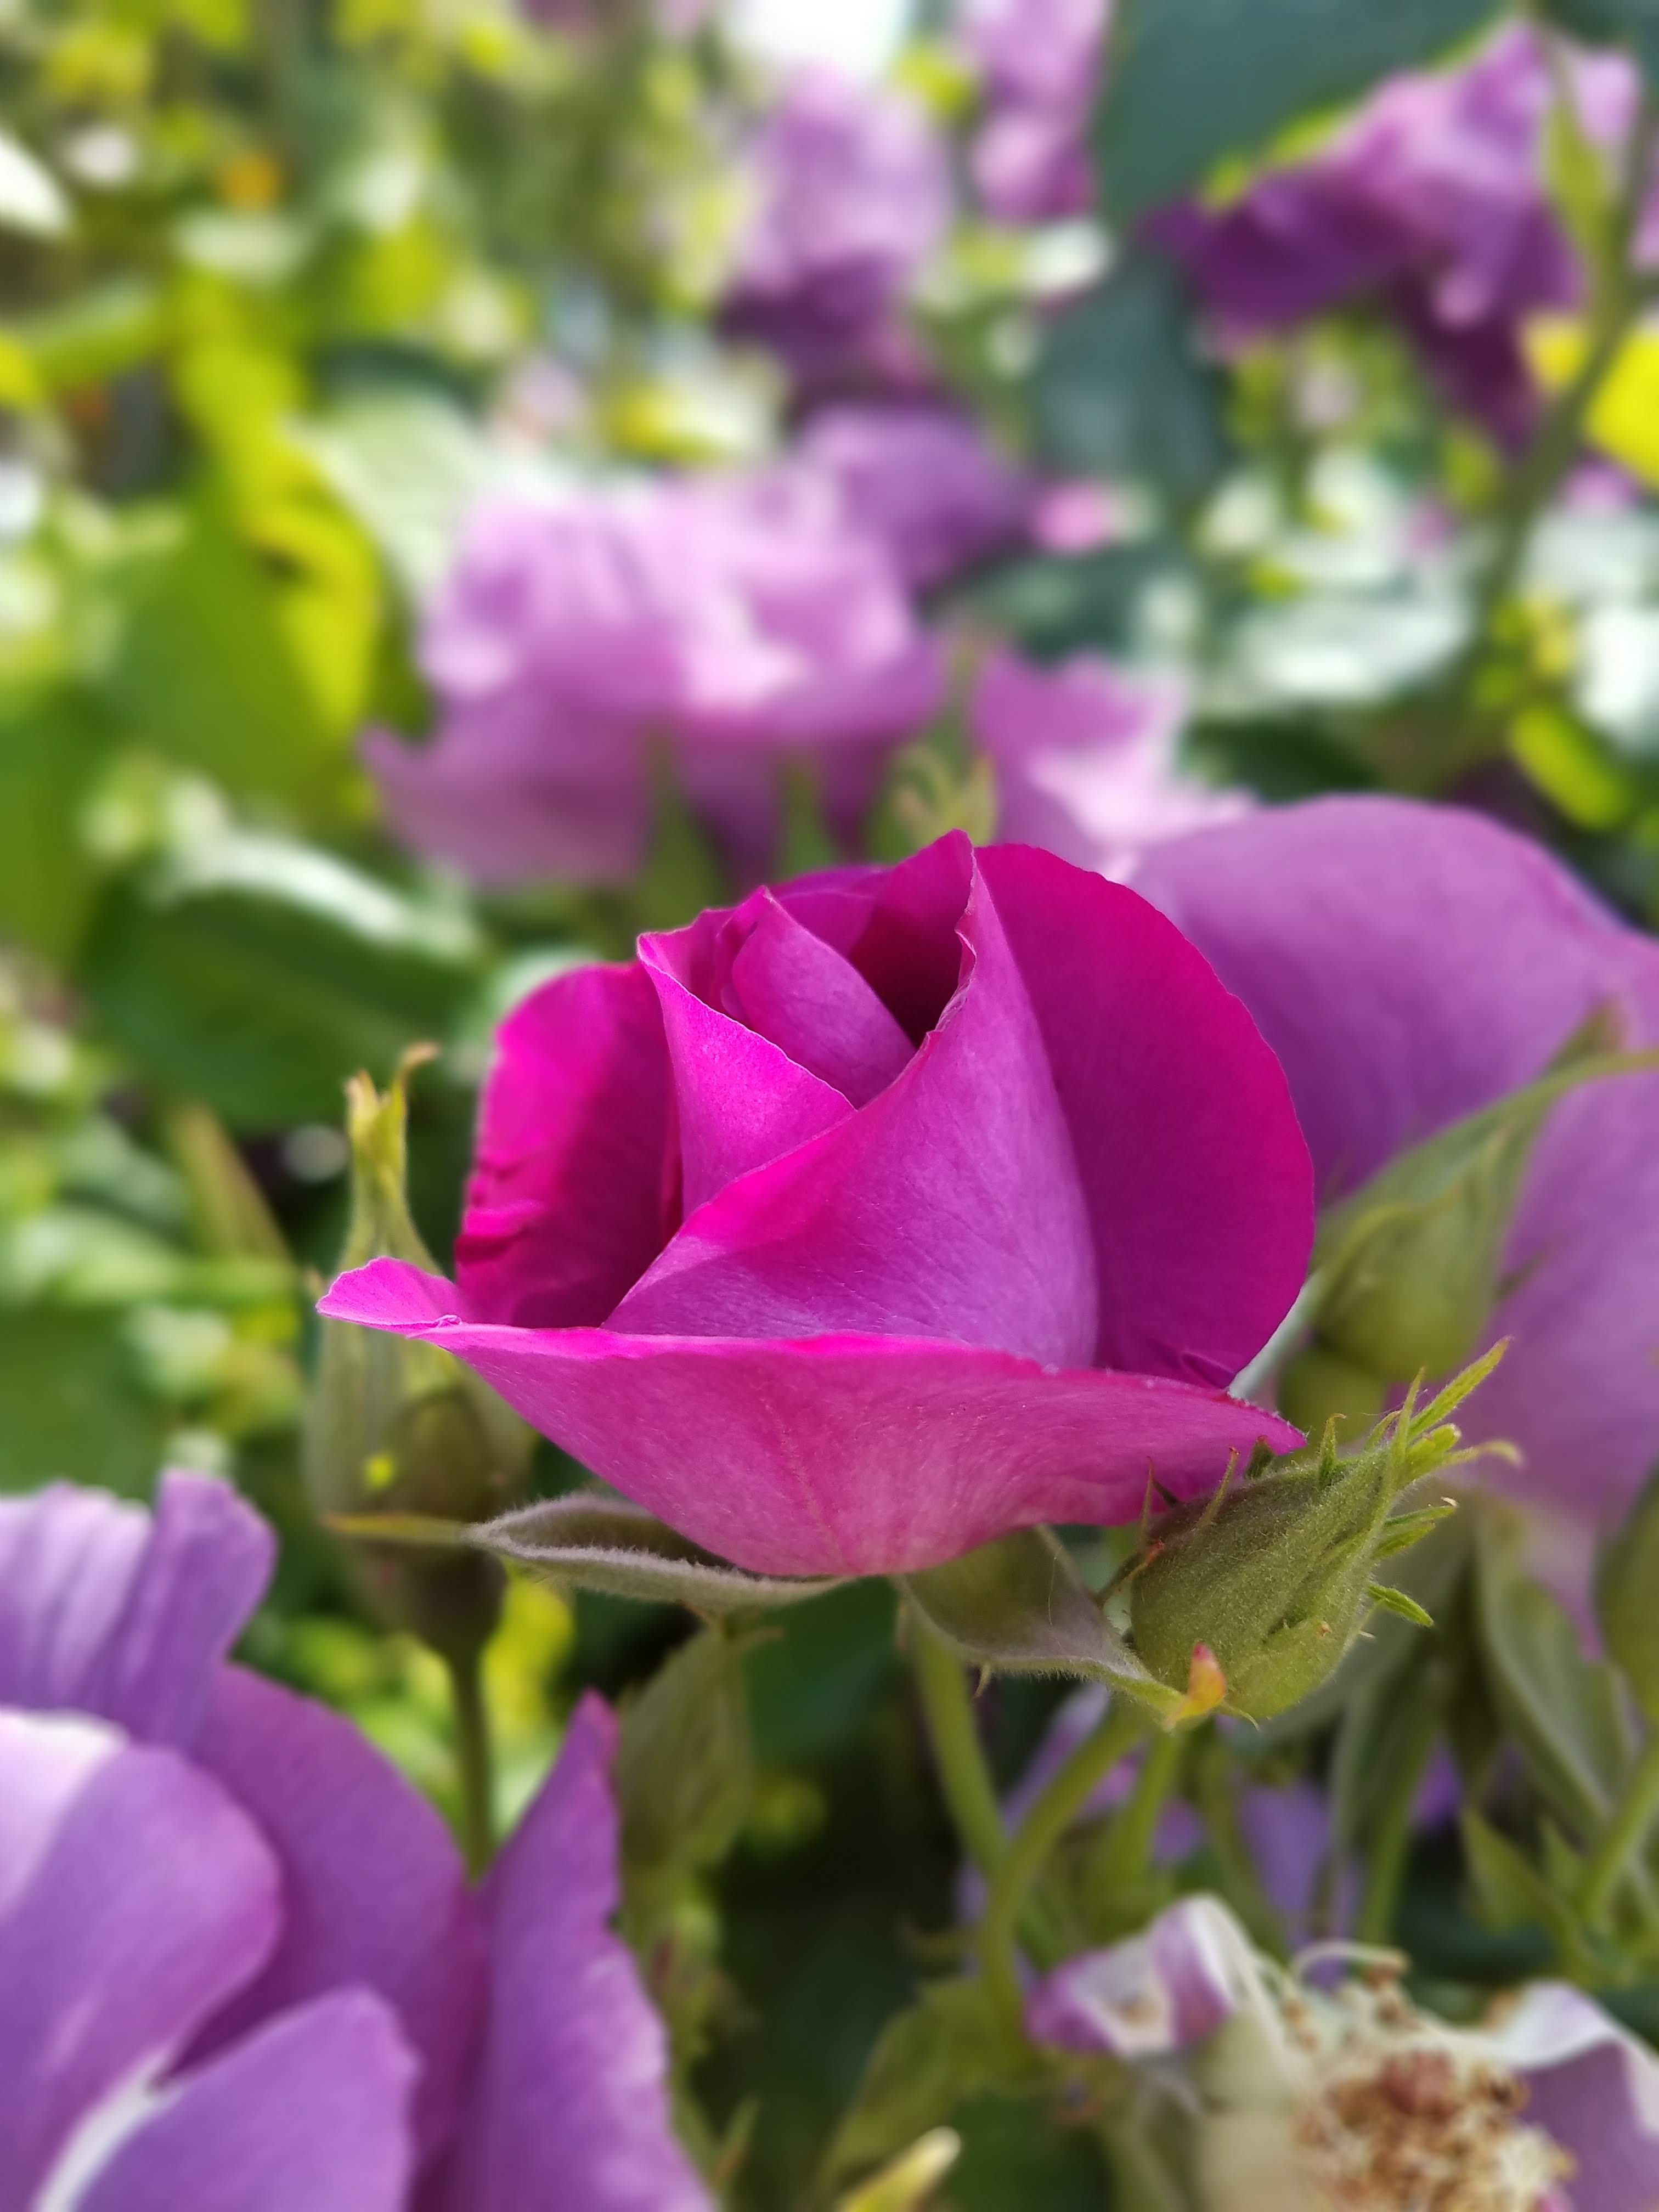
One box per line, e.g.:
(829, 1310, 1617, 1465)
(1135, 797, 1659, 1592)
(322, 833, 1311, 1577)
(792, 403, 1032, 588)
(1153, 27, 1636, 445)
(963, 0, 1109, 223)
(724, 67, 950, 385)
(1030, 1894, 1657, 2210)
(364, 470, 943, 889)
(0, 1472, 709, 2210)
(970, 646, 1249, 879)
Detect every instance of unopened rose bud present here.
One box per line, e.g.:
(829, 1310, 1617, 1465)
(305, 1051, 533, 1664)
(1122, 1350, 1503, 1721)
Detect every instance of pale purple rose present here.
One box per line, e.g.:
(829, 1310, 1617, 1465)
(323, 833, 1312, 1577)
(1029, 1894, 1659, 2211)
(724, 67, 951, 386)
(1134, 796, 1659, 1579)
(963, 0, 1109, 222)
(971, 646, 1250, 878)
(0, 1472, 709, 2210)
(1153, 27, 1637, 444)
(792, 403, 1032, 590)
(364, 469, 943, 889)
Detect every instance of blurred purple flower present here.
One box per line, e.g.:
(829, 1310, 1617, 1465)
(364, 469, 943, 889)
(971, 646, 1249, 878)
(963, 0, 1109, 222)
(1029, 1894, 1659, 2211)
(1153, 27, 1637, 445)
(322, 834, 1311, 1576)
(1135, 796, 1659, 1597)
(0, 1472, 709, 2210)
(792, 403, 1032, 589)
(724, 67, 950, 386)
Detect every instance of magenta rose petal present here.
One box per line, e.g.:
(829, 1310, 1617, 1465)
(977, 843, 1313, 1386)
(0, 1712, 280, 2204)
(430, 1696, 712, 2212)
(0, 1473, 272, 1747)
(724, 894, 913, 1105)
(190, 1667, 486, 2163)
(76, 1993, 416, 2212)
(611, 850, 1099, 1366)
(456, 963, 677, 1330)
(319, 1261, 1300, 1575)
(640, 929, 851, 1214)
(1135, 795, 1659, 1526)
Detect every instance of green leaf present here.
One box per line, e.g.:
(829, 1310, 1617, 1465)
(1474, 1512, 1635, 1841)
(475, 1489, 846, 1615)
(104, 495, 364, 825)
(0, 1309, 167, 1494)
(81, 833, 483, 1130)
(1598, 1468, 1659, 1725)
(820, 1979, 1017, 2197)
(1095, 0, 1505, 227)
(615, 1627, 755, 1912)
(1461, 1809, 1592, 1974)
(1030, 255, 1230, 514)
(0, 689, 110, 963)
(1365, 1582, 1435, 1628)
(902, 1528, 1183, 1721)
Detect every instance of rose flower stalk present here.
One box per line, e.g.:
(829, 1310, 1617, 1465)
(323, 833, 1313, 1579)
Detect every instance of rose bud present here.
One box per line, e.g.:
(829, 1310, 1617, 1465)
(306, 1053, 532, 1663)
(1121, 1351, 1501, 1722)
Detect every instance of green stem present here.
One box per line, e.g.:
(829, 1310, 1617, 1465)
(909, 1611, 1008, 1881)
(979, 1699, 1149, 2033)
(1355, 1685, 1443, 1946)
(1580, 1730, 1659, 1929)
(447, 1651, 495, 1878)
(1086, 1727, 1184, 1909)
(1468, 98, 1659, 651)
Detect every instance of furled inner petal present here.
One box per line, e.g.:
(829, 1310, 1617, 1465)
(726, 894, 913, 1105)
(641, 927, 851, 1216)
(611, 848, 1099, 1368)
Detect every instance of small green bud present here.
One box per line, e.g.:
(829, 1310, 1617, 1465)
(305, 1052, 533, 1666)
(1596, 1464, 1659, 1725)
(1282, 1012, 1658, 1420)
(1122, 1351, 1503, 1720)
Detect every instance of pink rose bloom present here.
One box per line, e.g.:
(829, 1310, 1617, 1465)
(963, 0, 1110, 222)
(364, 470, 943, 889)
(724, 67, 951, 386)
(323, 834, 1311, 1577)
(792, 404, 1032, 590)
(972, 647, 1250, 878)
(1152, 26, 1637, 445)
